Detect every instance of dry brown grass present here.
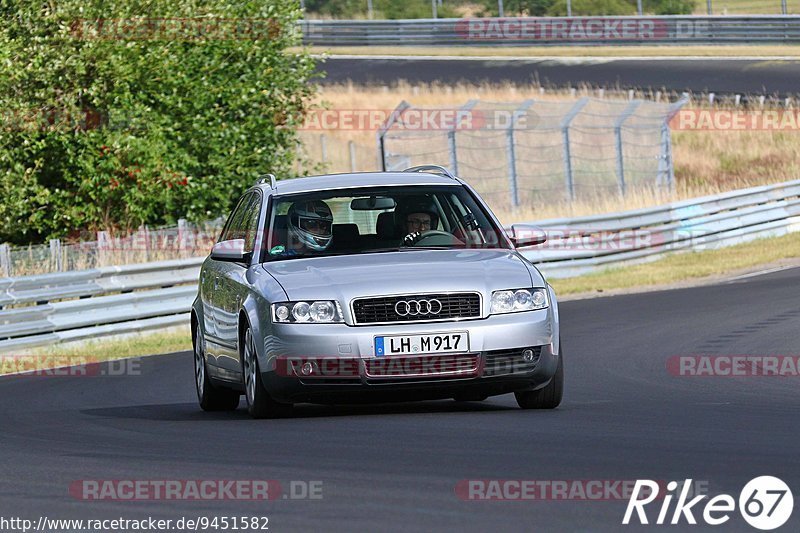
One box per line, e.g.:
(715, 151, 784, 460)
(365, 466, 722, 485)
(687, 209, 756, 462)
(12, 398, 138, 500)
(301, 82, 800, 221)
(302, 44, 800, 58)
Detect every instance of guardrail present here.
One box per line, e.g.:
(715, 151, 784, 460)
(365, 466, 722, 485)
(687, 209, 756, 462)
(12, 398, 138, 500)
(524, 179, 800, 277)
(301, 16, 800, 46)
(2, 179, 799, 352)
(0, 258, 202, 351)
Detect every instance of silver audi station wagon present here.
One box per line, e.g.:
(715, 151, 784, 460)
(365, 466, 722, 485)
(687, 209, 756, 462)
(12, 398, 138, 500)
(192, 166, 563, 418)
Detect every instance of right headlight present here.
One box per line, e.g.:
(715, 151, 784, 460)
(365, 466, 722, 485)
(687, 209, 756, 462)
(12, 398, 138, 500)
(490, 288, 549, 315)
(271, 301, 344, 323)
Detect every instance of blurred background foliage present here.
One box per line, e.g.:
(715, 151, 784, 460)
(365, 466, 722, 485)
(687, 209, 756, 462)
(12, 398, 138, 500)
(0, 0, 315, 244)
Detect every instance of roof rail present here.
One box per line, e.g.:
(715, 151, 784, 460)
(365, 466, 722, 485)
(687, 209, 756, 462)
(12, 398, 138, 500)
(256, 173, 277, 189)
(403, 165, 457, 181)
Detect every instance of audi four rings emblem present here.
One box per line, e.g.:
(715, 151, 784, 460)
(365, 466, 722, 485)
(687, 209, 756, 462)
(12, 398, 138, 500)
(394, 299, 443, 316)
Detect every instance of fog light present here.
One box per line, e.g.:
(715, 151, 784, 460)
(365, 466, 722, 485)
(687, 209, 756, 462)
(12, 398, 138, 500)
(301, 362, 314, 376)
(522, 349, 536, 362)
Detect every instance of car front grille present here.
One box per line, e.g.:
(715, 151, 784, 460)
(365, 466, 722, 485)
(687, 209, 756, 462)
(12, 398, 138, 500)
(365, 353, 480, 379)
(351, 293, 481, 325)
(483, 347, 543, 377)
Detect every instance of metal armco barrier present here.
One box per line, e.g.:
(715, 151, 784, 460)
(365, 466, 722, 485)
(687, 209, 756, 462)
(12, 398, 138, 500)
(301, 16, 800, 46)
(524, 179, 800, 278)
(2, 180, 800, 351)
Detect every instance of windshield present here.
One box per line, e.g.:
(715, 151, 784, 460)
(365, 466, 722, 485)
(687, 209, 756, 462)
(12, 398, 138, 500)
(263, 185, 510, 261)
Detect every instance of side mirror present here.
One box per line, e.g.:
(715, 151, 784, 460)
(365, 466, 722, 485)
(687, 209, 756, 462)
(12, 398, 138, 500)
(210, 239, 250, 262)
(509, 224, 547, 248)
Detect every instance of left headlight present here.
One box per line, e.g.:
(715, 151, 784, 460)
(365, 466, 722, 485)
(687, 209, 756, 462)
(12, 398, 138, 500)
(490, 288, 549, 315)
(272, 301, 344, 323)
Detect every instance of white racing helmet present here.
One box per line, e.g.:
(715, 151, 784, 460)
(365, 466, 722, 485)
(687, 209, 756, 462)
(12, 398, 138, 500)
(287, 200, 334, 251)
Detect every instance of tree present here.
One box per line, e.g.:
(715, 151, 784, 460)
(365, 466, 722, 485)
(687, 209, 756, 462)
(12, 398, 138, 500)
(0, 0, 315, 243)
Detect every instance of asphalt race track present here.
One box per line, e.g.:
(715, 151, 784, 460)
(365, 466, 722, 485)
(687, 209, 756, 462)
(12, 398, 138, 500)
(2, 267, 800, 531)
(319, 57, 800, 96)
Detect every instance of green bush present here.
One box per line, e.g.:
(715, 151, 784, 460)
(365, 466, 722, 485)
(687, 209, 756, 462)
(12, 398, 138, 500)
(0, 1, 315, 244)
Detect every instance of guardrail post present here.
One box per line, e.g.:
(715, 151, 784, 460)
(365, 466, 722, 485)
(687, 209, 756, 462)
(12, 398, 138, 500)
(505, 99, 535, 209)
(49, 239, 62, 272)
(560, 98, 589, 202)
(707, 0, 712, 14)
(614, 100, 642, 198)
(0, 244, 10, 277)
(376, 100, 411, 172)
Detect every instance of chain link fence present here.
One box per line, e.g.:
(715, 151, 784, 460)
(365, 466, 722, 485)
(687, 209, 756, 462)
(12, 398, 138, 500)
(0, 219, 223, 278)
(378, 97, 686, 207)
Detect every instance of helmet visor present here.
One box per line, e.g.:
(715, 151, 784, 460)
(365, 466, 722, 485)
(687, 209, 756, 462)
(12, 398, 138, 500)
(298, 215, 332, 238)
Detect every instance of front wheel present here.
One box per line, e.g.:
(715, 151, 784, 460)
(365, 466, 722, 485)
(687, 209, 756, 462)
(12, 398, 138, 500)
(194, 325, 240, 411)
(242, 326, 293, 419)
(515, 346, 564, 410)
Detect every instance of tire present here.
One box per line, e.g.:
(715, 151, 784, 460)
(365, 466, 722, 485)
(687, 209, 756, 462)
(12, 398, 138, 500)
(194, 324, 240, 411)
(515, 346, 564, 410)
(241, 326, 293, 419)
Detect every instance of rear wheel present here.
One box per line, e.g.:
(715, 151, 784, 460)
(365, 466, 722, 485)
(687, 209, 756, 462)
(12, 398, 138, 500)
(242, 326, 292, 419)
(194, 325, 240, 411)
(515, 347, 564, 410)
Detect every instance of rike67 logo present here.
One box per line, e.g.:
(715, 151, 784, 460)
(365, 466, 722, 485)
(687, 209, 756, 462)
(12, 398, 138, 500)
(623, 476, 793, 530)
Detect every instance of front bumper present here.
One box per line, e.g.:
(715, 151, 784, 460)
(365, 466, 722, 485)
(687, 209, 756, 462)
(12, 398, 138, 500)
(260, 309, 559, 404)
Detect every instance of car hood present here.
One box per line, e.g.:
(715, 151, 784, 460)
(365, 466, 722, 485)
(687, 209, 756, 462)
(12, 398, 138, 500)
(262, 249, 541, 305)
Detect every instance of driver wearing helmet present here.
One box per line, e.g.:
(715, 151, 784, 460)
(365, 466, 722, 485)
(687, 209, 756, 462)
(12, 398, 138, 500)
(285, 199, 334, 255)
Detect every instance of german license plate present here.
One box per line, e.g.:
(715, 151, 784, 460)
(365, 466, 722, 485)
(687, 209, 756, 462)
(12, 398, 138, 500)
(374, 332, 468, 357)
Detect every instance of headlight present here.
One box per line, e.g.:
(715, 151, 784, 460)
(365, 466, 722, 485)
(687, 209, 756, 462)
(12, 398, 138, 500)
(490, 288, 548, 314)
(272, 301, 344, 323)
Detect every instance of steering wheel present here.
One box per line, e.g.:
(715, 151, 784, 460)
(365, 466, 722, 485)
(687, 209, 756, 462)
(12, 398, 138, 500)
(403, 230, 465, 247)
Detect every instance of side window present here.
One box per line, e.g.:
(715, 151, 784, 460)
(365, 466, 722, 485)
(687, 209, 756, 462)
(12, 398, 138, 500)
(219, 192, 261, 252)
(219, 194, 250, 243)
(241, 192, 262, 252)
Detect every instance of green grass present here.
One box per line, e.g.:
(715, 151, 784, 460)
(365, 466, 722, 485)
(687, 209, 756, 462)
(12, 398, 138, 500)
(550, 231, 800, 296)
(2, 326, 192, 375)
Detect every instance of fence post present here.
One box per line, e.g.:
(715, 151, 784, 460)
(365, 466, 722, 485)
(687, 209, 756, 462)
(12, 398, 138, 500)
(97, 231, 110, 266)
(707, 0, 712, 14)
(659, 95, 689, 193)
(178, 218, 188, 258)
(319, 134, 328, 163)
(49, 238, 62, 272)
(348, 140, 357, 172)
(0, 244, 10, 277)
(376, 100, 411, 172)
(448, 100, 478, 177)
(560, 98, 589, 202)
(614, 100, 642, 198)
(658, 123, 676, 193)
(505, 99, 535, 208)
